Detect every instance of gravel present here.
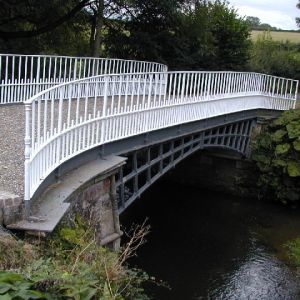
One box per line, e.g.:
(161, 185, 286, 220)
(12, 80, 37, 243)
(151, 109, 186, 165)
(0, 104, 25, 198)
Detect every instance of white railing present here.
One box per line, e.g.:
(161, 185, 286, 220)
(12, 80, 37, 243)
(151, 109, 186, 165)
(0, 54, 167, 104)
(24, 71, 298, 202)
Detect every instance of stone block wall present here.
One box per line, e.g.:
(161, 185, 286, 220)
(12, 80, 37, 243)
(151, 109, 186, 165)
(66, 173, 121, 249)
(0, 191, 24, 226)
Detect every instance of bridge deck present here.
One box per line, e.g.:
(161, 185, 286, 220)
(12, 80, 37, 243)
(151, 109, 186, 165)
(0, 104, 25, 198)
(0, 95, 154, 198)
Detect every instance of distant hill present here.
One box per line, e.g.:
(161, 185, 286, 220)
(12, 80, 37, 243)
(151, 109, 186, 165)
(251, 30, 300, 43)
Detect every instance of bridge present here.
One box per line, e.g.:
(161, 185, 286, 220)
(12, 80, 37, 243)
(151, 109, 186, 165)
(0, 54, 298, 246)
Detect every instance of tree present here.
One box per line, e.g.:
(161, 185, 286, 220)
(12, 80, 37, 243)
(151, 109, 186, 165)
(105, 0, 183, 65)
(0, 0, 90, 39)
(0, 0, 92, 55)
(208, 0, 251, 70)
(245, 16, 261, 29)
(89, 0, 105, 56)
(0, 0, 252, 69)
(0, 0, 118, 57)
(105, 0, 250, 70)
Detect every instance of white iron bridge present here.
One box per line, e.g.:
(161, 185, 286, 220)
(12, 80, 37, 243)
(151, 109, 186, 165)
(0, 54, 298, 222)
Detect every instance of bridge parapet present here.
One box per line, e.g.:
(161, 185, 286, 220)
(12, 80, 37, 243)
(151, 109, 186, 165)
(0, 54, 167, 104)
(0, 54, 298, 218)
(23, 70, 298, 205)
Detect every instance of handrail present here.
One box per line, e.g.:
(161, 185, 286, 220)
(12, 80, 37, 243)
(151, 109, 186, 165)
(0, 54, 168, 104)
(23, 70, 298, 203)
(0, 53, 298, 208)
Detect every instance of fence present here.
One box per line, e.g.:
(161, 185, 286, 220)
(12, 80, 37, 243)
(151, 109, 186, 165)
(0, 54, 167, 104)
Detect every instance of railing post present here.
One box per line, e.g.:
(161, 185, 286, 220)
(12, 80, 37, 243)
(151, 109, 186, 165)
(24, 103, 32, 217)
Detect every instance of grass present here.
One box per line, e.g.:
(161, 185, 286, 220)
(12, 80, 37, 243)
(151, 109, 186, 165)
(0, 218, 153, 299)
(251, 30, 300, 43)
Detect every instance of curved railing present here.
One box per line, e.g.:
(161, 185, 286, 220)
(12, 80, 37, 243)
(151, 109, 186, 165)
(0, 54, 167, 104)
(24, 70, 298, 202)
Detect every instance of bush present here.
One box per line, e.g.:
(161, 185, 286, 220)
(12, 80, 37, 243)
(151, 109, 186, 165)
(0, 218, 152, 299)
(252, 109, 300, 204)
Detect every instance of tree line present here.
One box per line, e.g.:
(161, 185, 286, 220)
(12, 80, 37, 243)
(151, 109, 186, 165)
(245, 16, 279, 31)
(1, 0, 300, 78)
(0, 0, 250, 71)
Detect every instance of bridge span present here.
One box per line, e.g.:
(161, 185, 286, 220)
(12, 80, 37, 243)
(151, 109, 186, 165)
(0, 54, 298, 245)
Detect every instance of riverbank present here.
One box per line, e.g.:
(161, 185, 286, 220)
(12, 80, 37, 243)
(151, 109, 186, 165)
(0, 218, 151, 299)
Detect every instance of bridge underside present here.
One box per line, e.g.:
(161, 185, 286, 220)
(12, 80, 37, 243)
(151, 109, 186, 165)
(28, 108, 280, 211)
(5, 108, 281, 233)
(117, 118, 255, 212)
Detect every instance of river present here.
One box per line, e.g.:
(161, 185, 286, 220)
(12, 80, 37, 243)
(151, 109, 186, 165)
(121, 180, 300, 300)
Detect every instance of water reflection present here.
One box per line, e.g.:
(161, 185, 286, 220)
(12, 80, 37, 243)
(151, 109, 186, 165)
(121, 181, 300, 300)
(208, 239, 299, 300)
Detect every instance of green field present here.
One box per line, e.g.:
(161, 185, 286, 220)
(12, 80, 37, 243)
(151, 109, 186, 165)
(251, 30, 300, 43)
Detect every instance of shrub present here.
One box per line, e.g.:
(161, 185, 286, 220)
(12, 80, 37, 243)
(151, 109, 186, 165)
(252, 109, 300, 204)
(0, 218, 152, 299)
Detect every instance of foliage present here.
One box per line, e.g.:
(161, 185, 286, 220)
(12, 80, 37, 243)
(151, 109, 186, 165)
(105, 0, 250, 70)
(285, 238, 300, 266)
(0, 271, 47, 300)
(208, 0, 250, 71)
(0, 217, 152, 299)
(1, 0, 251, 72)
(248, 31, 300, 79)
(0, 0, 91, 55)
(245, 16, 278, 31)
(252, 109, 300, 204)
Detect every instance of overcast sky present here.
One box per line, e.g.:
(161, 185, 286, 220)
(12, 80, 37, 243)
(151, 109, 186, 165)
(228, 0, 299, 30)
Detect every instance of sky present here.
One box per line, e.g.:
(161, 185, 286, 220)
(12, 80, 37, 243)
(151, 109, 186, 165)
(228, 0, 299, 30)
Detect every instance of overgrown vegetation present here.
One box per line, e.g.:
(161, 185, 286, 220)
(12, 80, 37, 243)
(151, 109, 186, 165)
(0, 217, 154, 299)
(252, 109, 300, 205)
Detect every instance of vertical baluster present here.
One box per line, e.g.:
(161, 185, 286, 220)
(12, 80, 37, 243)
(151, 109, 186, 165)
(172, 73, 177, 104)
(4, 56, 9, 102)
(180, 73, 186, 103)
(130, 75, 135, 110)
(136, 73, 142, 109)
(167, 73, 173, 103)
(207, 73, 211, 100)
(200, 72, 205, 99)
(117, 75, 122, 113)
